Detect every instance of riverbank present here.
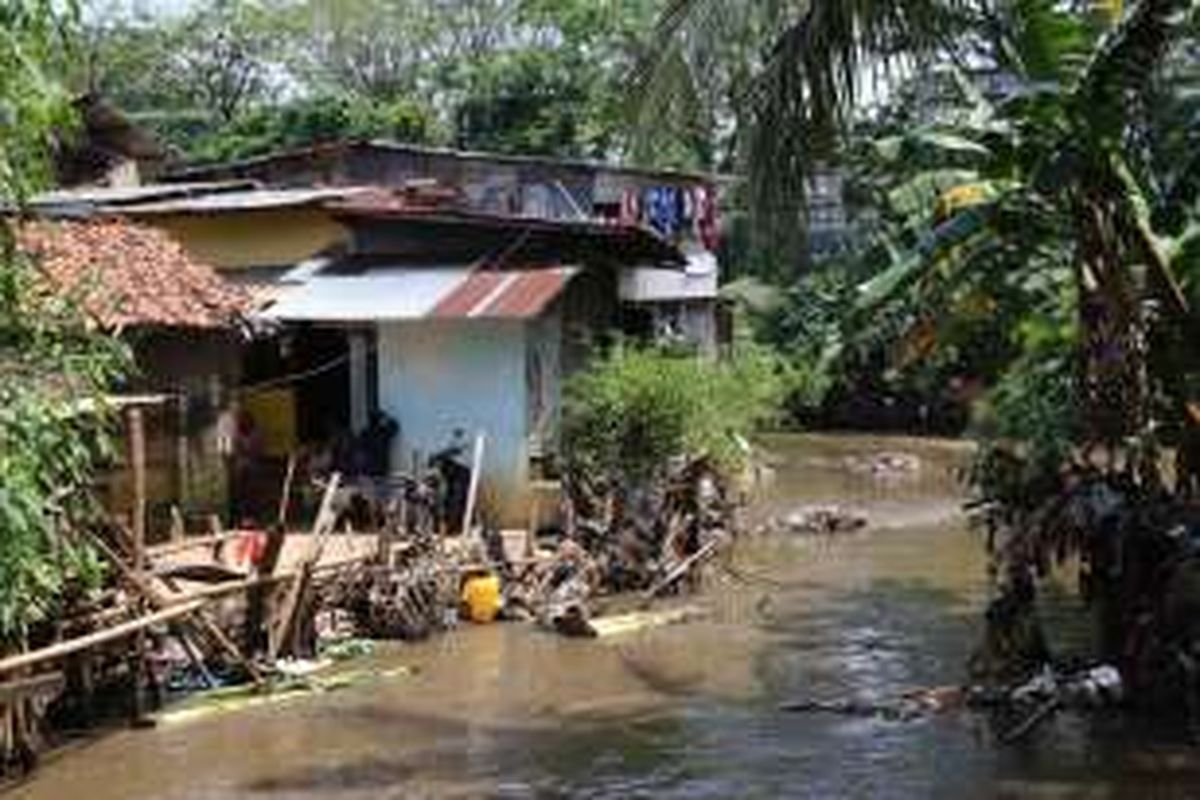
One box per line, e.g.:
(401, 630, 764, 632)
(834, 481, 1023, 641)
(11, 434, 1200, 799)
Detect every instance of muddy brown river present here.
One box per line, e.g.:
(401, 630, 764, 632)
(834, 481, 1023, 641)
(11, 434, 1200, 798)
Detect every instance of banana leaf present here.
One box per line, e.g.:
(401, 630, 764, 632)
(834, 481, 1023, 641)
(856, 201, 999, 311)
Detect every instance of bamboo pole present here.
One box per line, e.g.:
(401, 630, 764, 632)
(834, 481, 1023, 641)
(126, 407, 149, 721)
(0, 602, 205, 676)
(641, 535, 728, 605)
(276, 453, 297, 529)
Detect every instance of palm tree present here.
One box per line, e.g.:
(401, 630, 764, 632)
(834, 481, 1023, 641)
(639, 0, 971, 246)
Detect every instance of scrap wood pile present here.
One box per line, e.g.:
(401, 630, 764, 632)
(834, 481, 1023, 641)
(528, 455, 737, 635)
(0, 472, 377, 775)
(318, 454, 740, 641)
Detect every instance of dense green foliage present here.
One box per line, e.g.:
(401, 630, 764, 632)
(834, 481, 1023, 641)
(78, 0, 711, 167)
(183, 95, 431, 164)
(2, 1, 128, 644)
(563, 345, 787, 484)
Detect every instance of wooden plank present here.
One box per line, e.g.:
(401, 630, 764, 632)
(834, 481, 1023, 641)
(0, 602, 205, 676)
(641, 535, 727, 604)
(148, 531, 243, 559)
(168, 551, 374, 605)
(269, 473, 341, 661)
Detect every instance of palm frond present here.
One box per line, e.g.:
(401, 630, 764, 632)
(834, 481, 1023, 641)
(638, 0, 972, 255)
(746, 0, 971, 231)
(991, 0, 1094, 83)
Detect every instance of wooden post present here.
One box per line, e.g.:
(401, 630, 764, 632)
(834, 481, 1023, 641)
(127, 407, 147, 571)
(527, 493, 541, 559)
(276, 453, 297, 529)
(461, 432, 485, 539)
(126, 406, 148, 723)
(244, 462, 292, 657)
(348, 331, 369, 434)
(169, 506, 185, 544)
(176, 393, 189, 510)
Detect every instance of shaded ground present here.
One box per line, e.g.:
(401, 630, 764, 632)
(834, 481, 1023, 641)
(10, 434, 1200, 799)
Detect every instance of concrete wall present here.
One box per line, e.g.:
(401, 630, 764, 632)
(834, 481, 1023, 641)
(376, 320, 530, 526)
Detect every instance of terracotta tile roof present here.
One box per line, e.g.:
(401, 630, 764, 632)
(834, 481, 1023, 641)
(16, 219, 251, 330)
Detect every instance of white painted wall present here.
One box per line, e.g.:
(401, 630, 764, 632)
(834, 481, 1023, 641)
(376, 320, 529, 524)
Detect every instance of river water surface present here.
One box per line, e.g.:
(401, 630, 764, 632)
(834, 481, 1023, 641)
(11, 434, 1200, 798)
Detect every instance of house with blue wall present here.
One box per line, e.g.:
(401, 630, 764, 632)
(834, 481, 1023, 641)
(261, 189, 694, 526)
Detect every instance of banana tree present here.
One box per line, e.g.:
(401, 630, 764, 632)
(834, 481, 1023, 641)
(857, 0, 1198, 469)
(845, 0, 1200, 684)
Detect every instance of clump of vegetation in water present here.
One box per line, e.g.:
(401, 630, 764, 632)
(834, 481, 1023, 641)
(0, 2, 129, 647)
(562, 343, 787, 485)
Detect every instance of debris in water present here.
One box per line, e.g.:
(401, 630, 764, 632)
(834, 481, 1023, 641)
(778, 505, 868, 535)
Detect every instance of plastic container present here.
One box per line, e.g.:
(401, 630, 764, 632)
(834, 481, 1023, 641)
(461, 574, 502, 623)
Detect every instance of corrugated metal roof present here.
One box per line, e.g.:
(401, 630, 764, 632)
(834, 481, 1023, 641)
(118, 187, 368, 215)
(329, 201, 687, 268)
(262, 265, 577, 323)
(32, 181, 254, 207)
(170, 138, 726, 186)
(263, 267, 470, 322)
(432, 268, 577, 319)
